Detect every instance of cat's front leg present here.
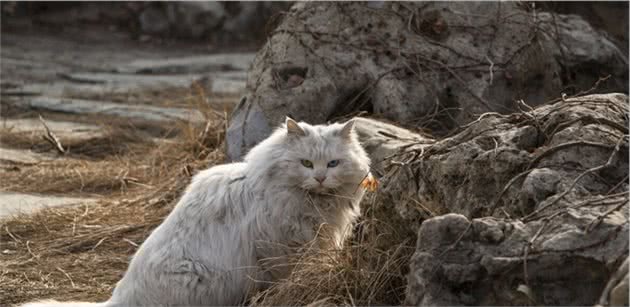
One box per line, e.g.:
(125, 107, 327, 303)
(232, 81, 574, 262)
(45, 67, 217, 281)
(253, 213, 322, 285)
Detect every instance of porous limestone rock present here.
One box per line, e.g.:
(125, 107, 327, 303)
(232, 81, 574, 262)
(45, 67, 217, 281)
(359, 93, 628, 306)
(226, 2, 627, 161)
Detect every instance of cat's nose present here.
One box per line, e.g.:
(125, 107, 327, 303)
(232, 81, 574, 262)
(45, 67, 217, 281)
(314, 176, 326, 183)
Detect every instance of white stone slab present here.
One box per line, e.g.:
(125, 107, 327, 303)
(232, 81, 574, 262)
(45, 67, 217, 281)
(0, 192, 96, 218)
(1, 71, 248, 98)
(1, 82, 137, 97)
(0, 147, 57, 164)
(115, 53, 256, 74)
(1, 118, 103, 140)
(60, 72, 202, 87)
(26, 96, 205, 123)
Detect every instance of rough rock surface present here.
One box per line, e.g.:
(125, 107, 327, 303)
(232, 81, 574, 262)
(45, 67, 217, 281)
(226, 2, 628, 161)
(361, 93, 628, 305)
(538, 12, 629, 93)
(327, 93, 629, 306)
(353, 117, 435, 175)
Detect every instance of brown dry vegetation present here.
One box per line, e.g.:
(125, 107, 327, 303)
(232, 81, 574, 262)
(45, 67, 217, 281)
(1, 88, 415, 306)
(252, 202, 414, 306)
(0, 90, 227, 305)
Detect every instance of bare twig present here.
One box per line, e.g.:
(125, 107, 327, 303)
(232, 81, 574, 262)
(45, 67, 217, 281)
(123, 238, 139, 247)
(607, 174, 629, 195)
(527, 141, 616, 170)
(90, 237, 108, 251)
(586, 200, 629, 233)
(534, 136, 627, 212)
(405, 196, 437, 218)
(5, 226, 22, 243)
(26, 240, 39, 261)
(39, 114, 66, 154)
(570, 75, 612, 99)
(485, 55, 494, 85)
(56, 267, 76, 288)
(547, 115, 629, 136)
(490, 169, 533, 215)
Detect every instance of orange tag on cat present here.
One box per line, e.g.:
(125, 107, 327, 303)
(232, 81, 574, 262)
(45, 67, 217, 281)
(361, 174, 378, 192)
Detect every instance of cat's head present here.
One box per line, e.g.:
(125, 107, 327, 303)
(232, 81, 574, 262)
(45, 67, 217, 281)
(272, 117, 371, 193)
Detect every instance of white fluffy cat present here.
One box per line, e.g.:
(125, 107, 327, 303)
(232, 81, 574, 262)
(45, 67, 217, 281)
(21, 117, 371, 307)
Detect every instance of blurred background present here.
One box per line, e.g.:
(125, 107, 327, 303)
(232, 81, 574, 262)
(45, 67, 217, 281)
(1, 1, 291, 47)
(1, 2, 627, 48)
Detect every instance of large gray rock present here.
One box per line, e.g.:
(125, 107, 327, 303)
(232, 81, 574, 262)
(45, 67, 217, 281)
(324, 93, 628, 306)
(381, 93, 628, 222)
(226, 2, 628, 161)
(360, 93, 629, 305)
(406, 212, 628, 306)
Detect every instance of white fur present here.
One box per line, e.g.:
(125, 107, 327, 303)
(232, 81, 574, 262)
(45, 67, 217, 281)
(20, 118, 371, 307)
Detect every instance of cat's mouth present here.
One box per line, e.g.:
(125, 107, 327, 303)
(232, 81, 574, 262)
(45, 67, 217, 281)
(307, 186, 329, 194)
(305, 185, 341, 196)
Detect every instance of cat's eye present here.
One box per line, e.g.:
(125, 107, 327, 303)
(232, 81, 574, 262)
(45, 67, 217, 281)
(301, 160, 313, 168)
(327, 160, 340, 168)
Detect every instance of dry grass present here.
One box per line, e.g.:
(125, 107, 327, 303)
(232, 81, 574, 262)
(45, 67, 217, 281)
(251, 193, 416, 306)
(0, 89, 227, 305)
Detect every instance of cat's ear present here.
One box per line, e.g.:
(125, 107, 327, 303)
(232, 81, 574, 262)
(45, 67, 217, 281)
(285, 117, 306, 137)
(340, 119, 355, 140)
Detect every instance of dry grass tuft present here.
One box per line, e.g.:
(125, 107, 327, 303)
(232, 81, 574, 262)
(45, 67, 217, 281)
(252, 194, 416, 306)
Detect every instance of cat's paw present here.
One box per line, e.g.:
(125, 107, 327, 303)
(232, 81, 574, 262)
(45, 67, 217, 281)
(361, 173, 378, 192)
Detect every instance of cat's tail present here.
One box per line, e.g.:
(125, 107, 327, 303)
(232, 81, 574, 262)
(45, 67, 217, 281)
(18, 300, 108, 307)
